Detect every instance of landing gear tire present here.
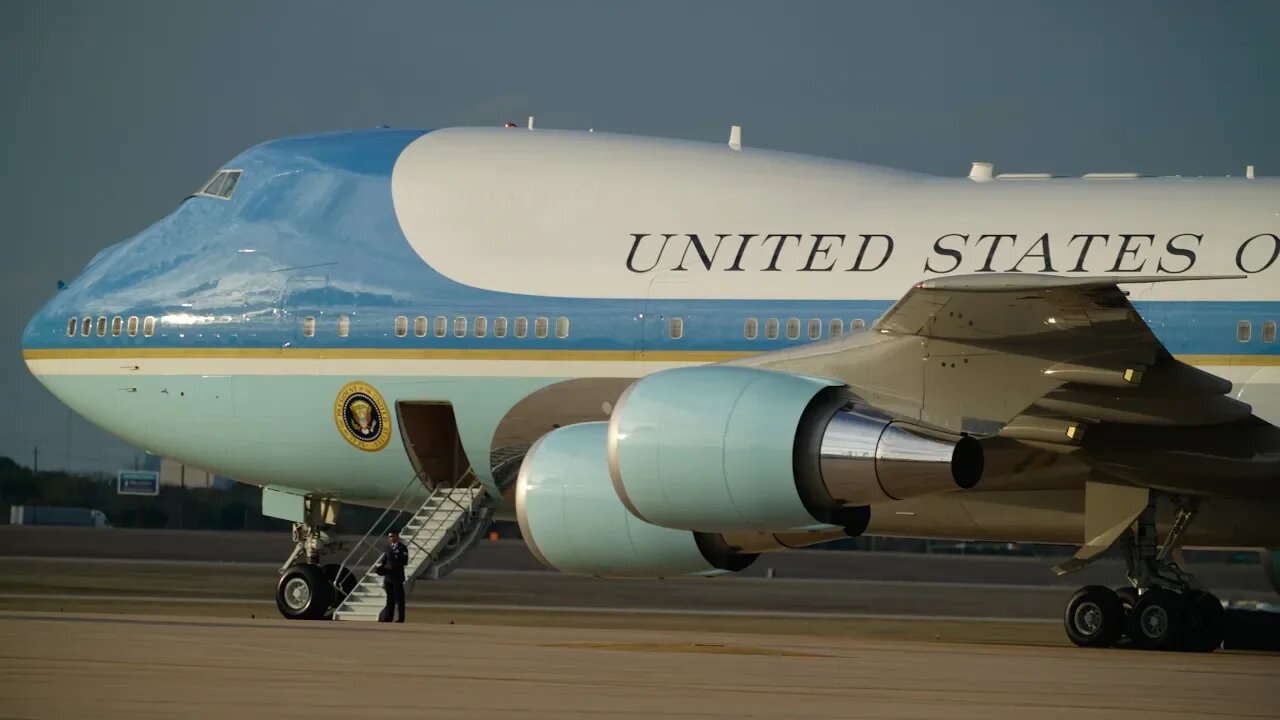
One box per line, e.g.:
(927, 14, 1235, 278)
(1127, 588, 1185, 651)
(1180, 591, 1224, 653)
(1113, 586, 1139, 646)
(1114, 586, 1138, 611)
(1064, 585, 1124, 648)
(323, 563, 358, 608)
(276, 563, 333, 620)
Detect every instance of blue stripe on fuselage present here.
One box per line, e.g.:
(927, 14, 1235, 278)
(21, 129, 1280, 360)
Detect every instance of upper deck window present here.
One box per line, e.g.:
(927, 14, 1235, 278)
(194, 169, 243, 200)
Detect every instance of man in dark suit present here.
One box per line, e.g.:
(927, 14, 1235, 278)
(377, 529, 409, 623)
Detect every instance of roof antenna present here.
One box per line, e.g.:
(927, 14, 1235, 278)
(1246, 165, 1255, 180)
(527, 116, 535, 130)
(728, 125, 742, 151)
(969, 162, 994, 182)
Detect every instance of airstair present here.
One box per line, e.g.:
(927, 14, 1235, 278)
(331, 471, 491, 621)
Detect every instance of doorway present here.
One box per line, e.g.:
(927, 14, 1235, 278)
(397, 401, 469, 488)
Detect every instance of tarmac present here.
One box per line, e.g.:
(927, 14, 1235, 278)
(0, 527, 1277, 718)
(1, 611, 1278, 719)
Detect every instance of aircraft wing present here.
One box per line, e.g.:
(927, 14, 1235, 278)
(869, 273, 1250, 427)
(750, 273, 1278, 498)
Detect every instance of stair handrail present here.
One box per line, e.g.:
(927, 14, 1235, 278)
(332, 468, 433, 597)
(397, 469, 481, 562)
(401, 469, 485, 594)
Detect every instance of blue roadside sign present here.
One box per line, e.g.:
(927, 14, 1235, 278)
(117, 470, 160, 496)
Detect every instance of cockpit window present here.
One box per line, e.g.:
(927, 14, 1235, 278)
(193, 169, 243, 200)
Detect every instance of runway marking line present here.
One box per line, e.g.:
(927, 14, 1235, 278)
(536, 641, 829, 657)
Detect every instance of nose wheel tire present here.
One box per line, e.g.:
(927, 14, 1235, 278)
(276, 563, 333, 620)
(1064, 585, 1124, 648)
(323, 562, 358, 607)
(1126, 588, 1185, 651)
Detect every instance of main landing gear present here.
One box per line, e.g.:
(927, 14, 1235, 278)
(1061, 494, 1225, 652)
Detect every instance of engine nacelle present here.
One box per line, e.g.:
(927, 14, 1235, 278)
(515, 422, 756, 578)
(607, 366, 983, 532)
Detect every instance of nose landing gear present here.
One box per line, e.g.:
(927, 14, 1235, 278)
(1061, 494, 1226, 652)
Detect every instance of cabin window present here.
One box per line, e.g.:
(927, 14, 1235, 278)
(1237, 320, 1252, 343)
(454, 316, 467, 337)
(669, 317, 683, 340)
(81, 316, 91, 336)
(808, 318, 822, 340)
(829, 319, 844, 338)
(414, 316, 428, 337)
(337, 315, 350, 338)
(475, 316, 488, 338)
(394, 316, 408, 337)
(111, 316, 123, 337)
(127, 316, 139, 337)
(765, 318, 779, 340)
(852, 318, 866, 330)
(494, 317, 508, 338)
(555, 317, 570, 339)
(302, 317, 316, 338)
(433, 316, 447, 338)
(96, 316, 107, 337)
(514, 317, 529, 339)
(786, 318, 800, 340)
(535, 317, 549, 339)
(143, 316, 156, 337)
(66, 318, 77, 337)
(1264, 321, 1277, 343)
(744, 318, 758, 340)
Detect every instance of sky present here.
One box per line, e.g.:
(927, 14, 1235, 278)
(2, 0, 1278, 473)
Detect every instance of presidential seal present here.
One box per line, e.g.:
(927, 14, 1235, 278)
(334, 381, 392, 452)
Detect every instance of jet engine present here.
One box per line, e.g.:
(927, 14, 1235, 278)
(515, 422, 757, 578)
(607, 366, 984, 532)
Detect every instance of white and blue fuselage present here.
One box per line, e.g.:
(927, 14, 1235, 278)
(21, 128, 1280, 534)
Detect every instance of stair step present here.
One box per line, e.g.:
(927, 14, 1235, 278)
(332, 482, 486, 622)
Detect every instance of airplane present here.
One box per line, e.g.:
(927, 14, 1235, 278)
(20, 123, 1280, 653)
